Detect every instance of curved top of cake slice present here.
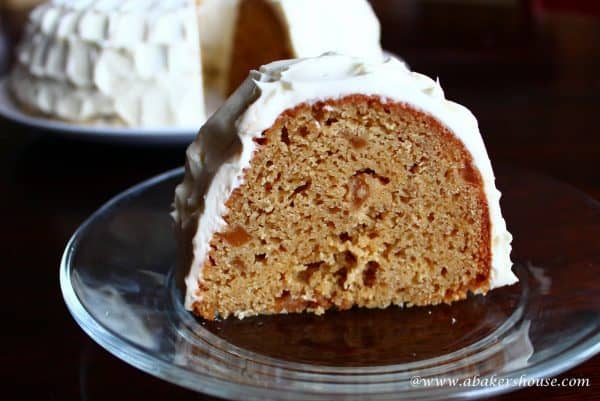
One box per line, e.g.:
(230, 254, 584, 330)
(174, 53, 518, 313)
(10, 0, 204, 127)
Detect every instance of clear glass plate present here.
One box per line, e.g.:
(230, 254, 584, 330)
(60, 165, 600, 401)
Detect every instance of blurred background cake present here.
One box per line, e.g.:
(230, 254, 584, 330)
(6, 0, 382, 128)
(10, 0, 205, 127)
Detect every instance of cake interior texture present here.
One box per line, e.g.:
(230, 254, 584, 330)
(191, 95, 491, 320)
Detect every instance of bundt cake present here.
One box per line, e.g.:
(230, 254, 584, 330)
(173, 54, 518, 320)
(9, 0, 382, 127)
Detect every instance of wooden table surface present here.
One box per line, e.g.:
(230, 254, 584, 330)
(1, 1, 598, 400)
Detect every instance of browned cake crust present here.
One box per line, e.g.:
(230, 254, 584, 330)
(226, 0, 294, 95)
(190, 95, 491, 320)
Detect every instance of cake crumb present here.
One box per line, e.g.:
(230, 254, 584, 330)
(185, 96, 494, 320)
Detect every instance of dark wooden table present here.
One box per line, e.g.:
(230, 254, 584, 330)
(1, 1, 599, 400)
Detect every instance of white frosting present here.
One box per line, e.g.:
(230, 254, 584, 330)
(10, 0, 205, 127)
(271, 0, 382, 61)
(174, 54, 518, 311)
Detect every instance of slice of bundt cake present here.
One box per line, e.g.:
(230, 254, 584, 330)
(173, 54, 518, 320)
